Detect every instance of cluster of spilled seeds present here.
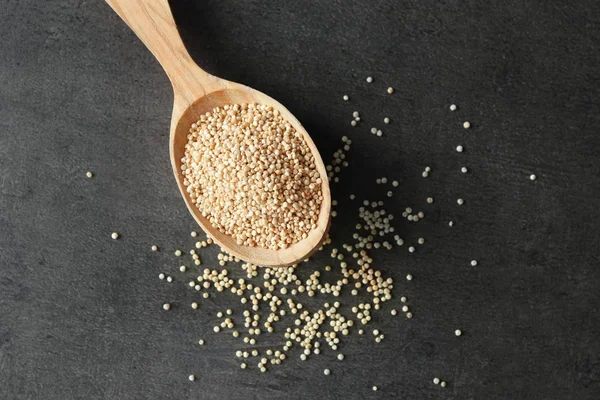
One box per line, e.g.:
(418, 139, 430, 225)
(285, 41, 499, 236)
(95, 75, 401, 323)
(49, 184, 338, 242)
(143, 81, 501, 392)
(325, 136, 351, 184)
(155, 136, 421, 387)
(180, 103, 323, 250)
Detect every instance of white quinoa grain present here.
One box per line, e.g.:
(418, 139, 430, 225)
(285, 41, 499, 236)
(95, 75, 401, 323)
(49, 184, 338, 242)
(449, 104, 457, 111)
(463, 121, 470, 129)
(456, 145, 463, 153)
(86, 171, 93, 178)
(181, 104, 322, 250)
(366, 77, 373, 83)
(530, 174, 537, 181)
(111, 232, 119, 240)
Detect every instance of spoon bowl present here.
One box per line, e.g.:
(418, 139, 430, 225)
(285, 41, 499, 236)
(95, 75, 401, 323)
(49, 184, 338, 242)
(106, 0, 331, 266)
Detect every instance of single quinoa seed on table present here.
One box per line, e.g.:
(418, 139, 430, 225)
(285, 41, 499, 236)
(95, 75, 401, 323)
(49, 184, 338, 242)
(181, 104, 323, 250)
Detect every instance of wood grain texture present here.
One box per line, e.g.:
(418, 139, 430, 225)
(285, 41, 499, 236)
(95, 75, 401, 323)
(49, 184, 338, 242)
(105, 0, 331, 266)
(0, 0, 600, 399)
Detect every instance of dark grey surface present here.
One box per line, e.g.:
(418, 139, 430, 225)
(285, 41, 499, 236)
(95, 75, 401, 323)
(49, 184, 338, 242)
(1, 0, 600, 399)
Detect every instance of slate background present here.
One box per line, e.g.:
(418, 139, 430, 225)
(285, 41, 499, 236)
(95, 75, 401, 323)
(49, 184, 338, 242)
(1, 0, 600, 399)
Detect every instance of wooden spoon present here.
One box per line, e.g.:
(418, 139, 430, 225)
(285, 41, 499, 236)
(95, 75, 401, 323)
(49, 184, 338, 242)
(105, 0, 331, 266)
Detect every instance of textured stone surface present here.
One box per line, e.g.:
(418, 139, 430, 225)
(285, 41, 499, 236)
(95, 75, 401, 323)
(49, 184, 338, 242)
(1, 0, 600, 399)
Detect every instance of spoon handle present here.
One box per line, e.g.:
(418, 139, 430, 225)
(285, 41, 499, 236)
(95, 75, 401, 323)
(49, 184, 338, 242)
(106, 0, 212, 111)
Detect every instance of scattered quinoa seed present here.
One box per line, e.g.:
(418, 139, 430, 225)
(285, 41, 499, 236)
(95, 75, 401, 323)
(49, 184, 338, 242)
(406, 274, 413, 281)
(324, 368, 331, 375)
(174, 250, 182, 257)
(189, 374, 195, 382)
(471, 259, 478, 266)
(366, 76, 373, 83)
(456, 145, 464, 153)
(163, 303, 171, 311)
(86, 171, 93, 178)
(530, 174, 537, 181)
(387, 87, 394, 94)
(449, 104, 457, 111)
(455, 329, 462, 336)
(461, 167, 468, 173)
(457, 198, 464, 205)
(441, 381, 447, 388)
(343, 95, 349, 101)
(433, 377, 440, 385)
(463, 121, 471, 129)
(151, 245, 158, 252)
